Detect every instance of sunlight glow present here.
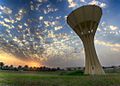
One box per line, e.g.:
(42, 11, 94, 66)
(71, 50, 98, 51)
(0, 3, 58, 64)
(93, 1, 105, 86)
(0, 50, 41, 67)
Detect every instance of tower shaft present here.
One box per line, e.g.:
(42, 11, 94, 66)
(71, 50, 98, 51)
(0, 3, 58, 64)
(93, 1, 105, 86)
(81, 34, 105, 75)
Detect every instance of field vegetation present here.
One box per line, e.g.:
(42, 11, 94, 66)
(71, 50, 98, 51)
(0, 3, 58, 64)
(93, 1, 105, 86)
(0, 70, 120, 86)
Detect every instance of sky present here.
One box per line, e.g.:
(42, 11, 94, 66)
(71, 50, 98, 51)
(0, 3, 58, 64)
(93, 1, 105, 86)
(0, 0, 120, 67)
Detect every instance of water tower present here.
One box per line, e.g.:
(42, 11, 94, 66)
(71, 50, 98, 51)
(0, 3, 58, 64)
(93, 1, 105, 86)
(67, 5, 105, 75)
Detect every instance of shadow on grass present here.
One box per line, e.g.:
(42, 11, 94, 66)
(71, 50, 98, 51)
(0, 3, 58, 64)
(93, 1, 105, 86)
(59, 70, 84, 76)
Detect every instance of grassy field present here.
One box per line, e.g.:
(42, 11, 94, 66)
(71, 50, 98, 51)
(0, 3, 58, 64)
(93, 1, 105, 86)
(0, 71, 120, 86)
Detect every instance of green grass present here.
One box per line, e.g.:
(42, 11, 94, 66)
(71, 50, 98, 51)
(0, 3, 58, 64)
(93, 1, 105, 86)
(60, 70, 84, 76)
(0, 71, 120, 86)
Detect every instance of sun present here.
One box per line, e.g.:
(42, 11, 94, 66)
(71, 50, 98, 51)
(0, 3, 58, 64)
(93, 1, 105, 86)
(28, 61, 42, 67)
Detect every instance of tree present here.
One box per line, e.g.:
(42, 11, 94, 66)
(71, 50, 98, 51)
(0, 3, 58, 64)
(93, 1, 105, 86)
(23, 65, 29, 71)
(9, 65, 13, 70)
(0, 62, 4, 69)
(17, 65, 23, 71)
(18, 65, 22, 69)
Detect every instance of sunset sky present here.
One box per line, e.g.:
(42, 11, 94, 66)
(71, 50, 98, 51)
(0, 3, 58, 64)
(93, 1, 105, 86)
(0, 0, 120, 67)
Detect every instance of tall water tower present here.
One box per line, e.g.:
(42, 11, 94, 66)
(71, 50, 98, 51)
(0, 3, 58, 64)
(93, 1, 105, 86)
(67, 5, 105, 75)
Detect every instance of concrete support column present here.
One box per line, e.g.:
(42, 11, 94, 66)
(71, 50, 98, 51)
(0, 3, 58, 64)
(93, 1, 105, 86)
(82, 34, 105, 75)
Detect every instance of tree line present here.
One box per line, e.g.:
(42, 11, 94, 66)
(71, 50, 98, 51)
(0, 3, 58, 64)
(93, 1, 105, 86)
(0, 62, 62, 71)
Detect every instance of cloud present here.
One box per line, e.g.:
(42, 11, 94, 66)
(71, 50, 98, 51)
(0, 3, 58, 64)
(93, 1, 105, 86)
(0, 21, 14, 29)
(37, 0, 48, 3)
(15, 9, 26, 21)
(112, 48, 120, 52)
(95, 39, 120, 52)
(68, 0, 107, 8)
(96, 21, 120, 42)
(0, 50, 41, 67)
(67, 0, 78, 8)
(109, 25, 118, 30)
(95, 40, 120, 66)
(0, 5, 12, 14)
(80, 0, 86, 3)
(39, 16, 44, 20)
(95, 40, 118, 47)
(4, 18, 15, 24)
(88, 0, 106, 8)
(54, 26, 63, 31)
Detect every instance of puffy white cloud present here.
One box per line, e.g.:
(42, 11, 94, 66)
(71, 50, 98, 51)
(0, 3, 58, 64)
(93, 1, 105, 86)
(67, 0, 77, 8)
(44, 21, 50, 27)
(100, 3, 106, 8)
(47, 30, 56, 38)
(15, 9, 26, 21)
(0, 5, 12, 14)
(89, 0, 106, 8)
(4, 18, 15, 24)
(39, 16, 44, 20)
(42, 5, 58, 14)
(37, 0, 48, 3)
(80, 0, 86, 3)
(54, 26, 63, 31)
(0, 21, 14, 29)
(109, 25, 118, 30)
(18, 25, 23, 29)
